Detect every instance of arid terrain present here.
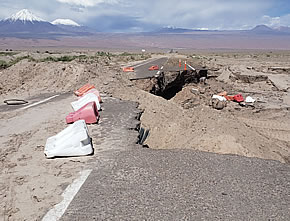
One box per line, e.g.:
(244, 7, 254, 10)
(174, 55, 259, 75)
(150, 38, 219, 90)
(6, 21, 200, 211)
(1, 29, 290, 51)
(0, 49, 290, 220)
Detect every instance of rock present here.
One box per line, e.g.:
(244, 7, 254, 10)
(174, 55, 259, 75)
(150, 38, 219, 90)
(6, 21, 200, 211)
(199, 88, 206, 94)
(212, 98, 227, 110)
(191, 88, 199, 94)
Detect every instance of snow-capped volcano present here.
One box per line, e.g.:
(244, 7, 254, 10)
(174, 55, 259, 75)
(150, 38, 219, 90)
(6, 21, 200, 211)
(0, 9, 96, 38)
(5, 9, 44, 23)
(0, 9, 63, 37)
(52, 18, 97, 34)
(52, 19, 80, 27)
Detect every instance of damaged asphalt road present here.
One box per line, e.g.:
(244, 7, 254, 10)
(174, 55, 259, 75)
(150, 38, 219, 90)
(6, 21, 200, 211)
(62, 148, 290, 220)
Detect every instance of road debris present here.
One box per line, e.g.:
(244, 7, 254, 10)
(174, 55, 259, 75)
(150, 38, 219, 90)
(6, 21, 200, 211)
(212, 95, 227, 102)
(245, 96, 256, 103)
(4, 99, 28, 105)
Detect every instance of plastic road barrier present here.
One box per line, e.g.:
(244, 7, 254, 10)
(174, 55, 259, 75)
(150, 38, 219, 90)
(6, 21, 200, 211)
(71, 93, 101, 111)
(74, 84, 95, 97)
(80, 88, 102, 103)
(66, 102, 99, 124)
(123, 67, 134, 72)
(44, 120, 93, 158)
(148, 65, 159, 71)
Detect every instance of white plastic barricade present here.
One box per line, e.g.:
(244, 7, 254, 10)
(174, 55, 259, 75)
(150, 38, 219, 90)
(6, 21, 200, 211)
(71, 93, 101, 111)
(44, 120, 93, 158)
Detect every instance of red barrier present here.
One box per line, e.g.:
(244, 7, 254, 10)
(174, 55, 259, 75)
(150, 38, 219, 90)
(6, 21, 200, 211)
(233, 94, 244, 103)
(66, 102, 99, 124)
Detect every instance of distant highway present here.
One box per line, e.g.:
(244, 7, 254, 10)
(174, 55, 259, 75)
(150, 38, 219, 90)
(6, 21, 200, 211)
(132, 57, 168, 79)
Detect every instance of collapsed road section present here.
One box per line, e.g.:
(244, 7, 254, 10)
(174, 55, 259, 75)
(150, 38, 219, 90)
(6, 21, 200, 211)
(133, 68, 208, 100)
(151, 69, 208, 100)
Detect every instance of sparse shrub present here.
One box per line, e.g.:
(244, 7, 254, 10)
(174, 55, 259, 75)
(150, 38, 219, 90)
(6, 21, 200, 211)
(120, 52, 133, 56)
(0, 51, 18, 56)
(0, 55, 35, 69)
(40, 54, 91, 63)
(10, 56, 35, 65)
(57, 56, 75, 62)
(0, 60, 9, 69)
(96, 51, 114, 58)
(41, 56, 58, 62)
(96, 51, 107, 56)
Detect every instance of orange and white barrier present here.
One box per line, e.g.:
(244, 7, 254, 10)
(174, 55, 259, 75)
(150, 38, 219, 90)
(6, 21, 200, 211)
(80, 88, 102, 103)
(71, 93, 101, 111)
(74, 84, 95, 97)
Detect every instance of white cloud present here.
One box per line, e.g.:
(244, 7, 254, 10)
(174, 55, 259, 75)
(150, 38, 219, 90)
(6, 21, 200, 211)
(127, 0, 271, 30)
(1, 0, 290, 31)
(261, 14, 290, 27)
(56, 0, 119, 7)
(262, 15, 281, 27)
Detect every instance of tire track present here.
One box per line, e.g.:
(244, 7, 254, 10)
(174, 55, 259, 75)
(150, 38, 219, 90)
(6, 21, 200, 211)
(240, 118, 290, 131)
(240, 118, 290, 142)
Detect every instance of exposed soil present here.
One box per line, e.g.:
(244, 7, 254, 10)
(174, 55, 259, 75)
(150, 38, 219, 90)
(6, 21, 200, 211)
(130, 54, 290, 164)
(0, 50, 290, 220)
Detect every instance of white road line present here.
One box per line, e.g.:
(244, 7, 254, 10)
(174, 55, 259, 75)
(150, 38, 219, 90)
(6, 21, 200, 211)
(42, 169, 92, 221)
(156, 71, 160, 76)
(21, 95, 60, 110)
(187, 64, 196, 71)
(161, 66, 164, 70)
(132, 58, 158, 68)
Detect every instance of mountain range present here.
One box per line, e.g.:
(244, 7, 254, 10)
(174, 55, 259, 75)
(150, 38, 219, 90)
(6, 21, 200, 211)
(156, 25, 290, 34)
(0, 9, 290, 50)
(1, 9, 290, 39)
(0, 9, 96, 38)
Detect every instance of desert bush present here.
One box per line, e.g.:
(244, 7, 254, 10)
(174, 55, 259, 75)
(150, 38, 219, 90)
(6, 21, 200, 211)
(0, 51, 18, 56)
(0, 60, 9, 69)
(40, 55, 89, 62)
(0, 56, 35, 69)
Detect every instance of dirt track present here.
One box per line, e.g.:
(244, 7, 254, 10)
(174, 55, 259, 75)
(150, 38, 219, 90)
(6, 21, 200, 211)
(0, 50, 290, 219)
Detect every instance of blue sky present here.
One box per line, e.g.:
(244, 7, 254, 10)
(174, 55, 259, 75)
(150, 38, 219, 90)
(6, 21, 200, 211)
(0, 0, 290, 32)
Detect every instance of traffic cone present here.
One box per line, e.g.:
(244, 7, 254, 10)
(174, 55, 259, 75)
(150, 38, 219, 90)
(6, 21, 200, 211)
(179, 59, 181, 68)
(184, 61, 187, 71)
